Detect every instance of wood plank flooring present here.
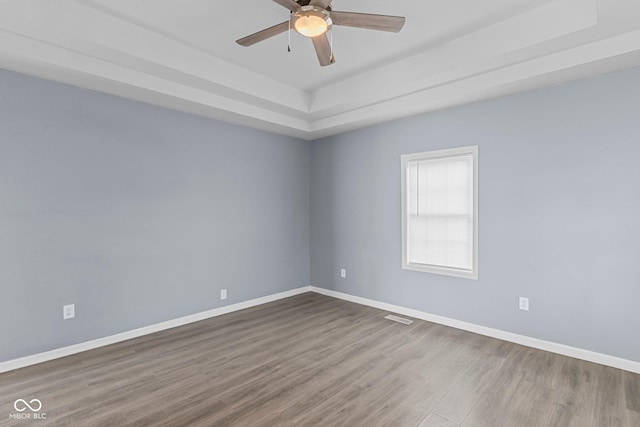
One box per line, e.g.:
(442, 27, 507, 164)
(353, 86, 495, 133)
(1, 292, 639, 426)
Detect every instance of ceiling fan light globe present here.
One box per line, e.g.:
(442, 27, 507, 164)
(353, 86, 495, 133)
(294, 15, 329, 37)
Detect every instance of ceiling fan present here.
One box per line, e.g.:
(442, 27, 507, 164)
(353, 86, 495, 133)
(236, 0, 406, 67)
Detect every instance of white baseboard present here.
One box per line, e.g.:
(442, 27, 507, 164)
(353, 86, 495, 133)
(4, 285, 638, 375)
(0, 286, 311, 374)
(309, 286, 640, 374)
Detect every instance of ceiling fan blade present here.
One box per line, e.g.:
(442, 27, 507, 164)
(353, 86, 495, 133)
(310, 0, 332, 8)
(236, 21, 290, 47)
(311, 33, 335, 66)
(272, 0, 301, 12)
(331, 11, 406, 32)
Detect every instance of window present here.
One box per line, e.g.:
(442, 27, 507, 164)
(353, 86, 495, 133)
(401, 146, 478, 279)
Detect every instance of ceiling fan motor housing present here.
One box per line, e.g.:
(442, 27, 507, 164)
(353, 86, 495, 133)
(295, 0, 332, 11)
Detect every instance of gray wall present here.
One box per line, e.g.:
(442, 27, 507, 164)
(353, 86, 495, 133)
(310, 67, 640, 362)
(3, 65, 639, 365)
(0, 69, 310, 362)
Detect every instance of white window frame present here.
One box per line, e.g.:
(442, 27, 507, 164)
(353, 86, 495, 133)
(401, 145, 478, 280)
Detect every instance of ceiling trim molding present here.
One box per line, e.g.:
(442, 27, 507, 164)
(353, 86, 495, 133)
(1, 0, 639, 140)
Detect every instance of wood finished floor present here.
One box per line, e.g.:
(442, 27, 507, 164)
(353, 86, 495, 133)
(1, 292, 639, 427)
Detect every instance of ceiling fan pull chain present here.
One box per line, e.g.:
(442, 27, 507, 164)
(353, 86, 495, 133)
(288, 14, 292, 52)
(329, 29, 334, 63)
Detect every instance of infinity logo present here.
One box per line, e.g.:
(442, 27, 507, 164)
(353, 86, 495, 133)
(14, 399, 42, 412)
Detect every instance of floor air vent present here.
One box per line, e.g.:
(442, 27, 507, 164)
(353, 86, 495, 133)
(384, 314, 413, 325)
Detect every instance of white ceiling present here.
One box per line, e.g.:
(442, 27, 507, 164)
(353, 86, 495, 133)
(1, 0, 640, 140)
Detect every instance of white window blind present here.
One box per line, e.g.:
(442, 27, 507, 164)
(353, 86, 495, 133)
(402, 146, 478, 279)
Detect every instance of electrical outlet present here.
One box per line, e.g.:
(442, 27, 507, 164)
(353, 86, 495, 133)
(519, 297, 529, 311)
(63, 304, 75, 320)
(220, 289, 227, 300)
(340, 268, 346, 278)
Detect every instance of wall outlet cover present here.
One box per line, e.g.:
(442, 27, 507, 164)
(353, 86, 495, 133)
(220, 289, 227, 300)
(340, 268, 346, 278)
(63, 304, 75, 320)
(519, 297, 529, 311)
